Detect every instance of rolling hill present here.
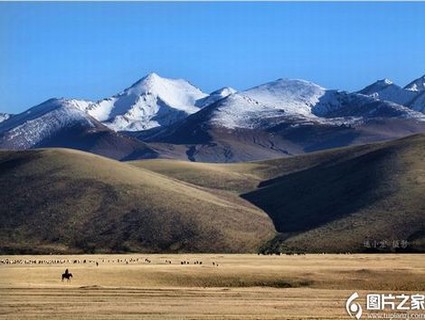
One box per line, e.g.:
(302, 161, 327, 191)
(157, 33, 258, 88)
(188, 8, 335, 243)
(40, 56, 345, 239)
(0, 148, 275, 254)
(1, 133, 424, 253)
(133, 133, 425, 252)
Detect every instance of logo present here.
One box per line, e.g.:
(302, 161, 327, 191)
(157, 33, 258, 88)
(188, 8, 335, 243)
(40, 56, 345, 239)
(345, 292, 425, 319)
(346, 292, 363, 319)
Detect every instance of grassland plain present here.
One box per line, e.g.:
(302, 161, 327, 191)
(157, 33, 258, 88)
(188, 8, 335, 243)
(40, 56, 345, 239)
(1, 254, 425, 319)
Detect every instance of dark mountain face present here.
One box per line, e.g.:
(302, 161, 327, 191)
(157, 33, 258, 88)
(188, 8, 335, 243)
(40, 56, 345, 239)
(35, 125, 158, 161)
(241, 133, 425, 253)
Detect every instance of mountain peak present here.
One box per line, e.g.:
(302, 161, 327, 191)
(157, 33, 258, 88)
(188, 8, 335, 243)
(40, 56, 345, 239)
(404, 74, 425, 92)
(0, 112, 11, 124)
(85, 73, 208, 131)
(124, 73, 205, 97)
(126, 72, 166, 93)
(195, 87, 237, 108)
(242, 78, 326, 117)
(358, 78, 399, 97)
(369, 78, 394, 88)
(271, 78, 325, 88)
(210, 87, 237, 96)
(0, 97, 96, 149)
(380, 78, 393, 85)
(139, 72, 163, 84)
(145, 71, 160, 79)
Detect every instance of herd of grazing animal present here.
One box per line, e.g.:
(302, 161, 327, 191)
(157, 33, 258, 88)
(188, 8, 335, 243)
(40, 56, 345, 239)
(0, 256, 221, 283)
(58, 258, 220, 281)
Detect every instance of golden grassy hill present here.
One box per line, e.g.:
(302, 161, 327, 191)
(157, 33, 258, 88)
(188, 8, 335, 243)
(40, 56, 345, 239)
(132, 134, 425, 252)
(245, 134, 425, 253)
(0, 149, 275, 254)
(1, 133, 424, 253)
(130, 142, 388, 193)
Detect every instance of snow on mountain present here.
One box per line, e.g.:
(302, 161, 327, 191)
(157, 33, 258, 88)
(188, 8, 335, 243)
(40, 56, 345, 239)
(0, 98, 96, 149)
(358, 79, 417, 106)
(316, 92, 425, 120)
(4, 72, 425, 150)
(243, 79, 326, 118)
(196, 87, 237, 108)
(0, 113, 11, 124)
(206, 78, 425, 130)
(208, 93, 281, 129)
(405, 75, 425, 92)
(84, 73, 208, 131)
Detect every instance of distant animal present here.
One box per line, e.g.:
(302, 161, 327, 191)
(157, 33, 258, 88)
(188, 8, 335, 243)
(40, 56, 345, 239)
(62, 268, 73, 281)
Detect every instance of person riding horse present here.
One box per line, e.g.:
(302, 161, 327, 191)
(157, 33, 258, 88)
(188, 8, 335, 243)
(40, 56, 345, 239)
(62, 268, 73, 281)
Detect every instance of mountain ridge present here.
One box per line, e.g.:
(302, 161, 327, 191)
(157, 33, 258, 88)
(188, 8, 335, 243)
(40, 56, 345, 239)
(0, 98, 159, 160)
(1, 73, 425, 162)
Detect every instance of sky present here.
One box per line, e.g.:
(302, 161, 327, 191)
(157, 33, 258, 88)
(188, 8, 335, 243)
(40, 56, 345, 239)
(1, 2, 425, 114)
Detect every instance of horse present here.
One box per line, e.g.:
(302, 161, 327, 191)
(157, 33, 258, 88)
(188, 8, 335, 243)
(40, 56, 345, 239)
(62, 269, 73, 281)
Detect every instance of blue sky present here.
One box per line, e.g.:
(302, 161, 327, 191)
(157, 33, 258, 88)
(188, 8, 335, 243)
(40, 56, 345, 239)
(1, 2, 424, 114)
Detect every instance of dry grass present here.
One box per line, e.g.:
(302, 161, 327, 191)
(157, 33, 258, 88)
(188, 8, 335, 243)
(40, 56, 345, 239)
(0, 149, 275, 253)
(1, 254, 424, 319)
(129, 159, 263, 193)
(128, 142, 385, 194)
(132, 134, 425, 253)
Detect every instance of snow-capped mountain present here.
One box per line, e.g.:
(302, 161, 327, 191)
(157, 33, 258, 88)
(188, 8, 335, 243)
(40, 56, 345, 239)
(243, 79, 326, 118)
(0, 113, 11, 124)
(208, 93, 276, 129)
(146, 77, 425, 162)
(359, 75, 425, 113)
(405, 75, 425, 92)
(0, 98, 157, 160)
(358, 79, 416, 106)
(2, 72, 425, 162)
(204, 78, 425, 130)
(83, 73, 208, 131)
(195, 87, 237, 108)
(0, 98, 96, 149)
(201, 79, 328, 131)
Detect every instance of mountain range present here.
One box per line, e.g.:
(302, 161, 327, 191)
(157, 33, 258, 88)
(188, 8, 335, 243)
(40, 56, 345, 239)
(1, 73, 425, 162)
(1, 72, 424, 253)
(358, 75, 425, 112)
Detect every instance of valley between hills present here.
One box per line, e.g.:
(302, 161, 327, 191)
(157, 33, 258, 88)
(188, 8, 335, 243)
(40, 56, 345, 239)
(1, 133, 424, 254)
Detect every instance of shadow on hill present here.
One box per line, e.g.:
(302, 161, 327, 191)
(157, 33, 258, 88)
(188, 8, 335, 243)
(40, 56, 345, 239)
(241, 147, 398, 233)
(0, 151, 43, 174)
